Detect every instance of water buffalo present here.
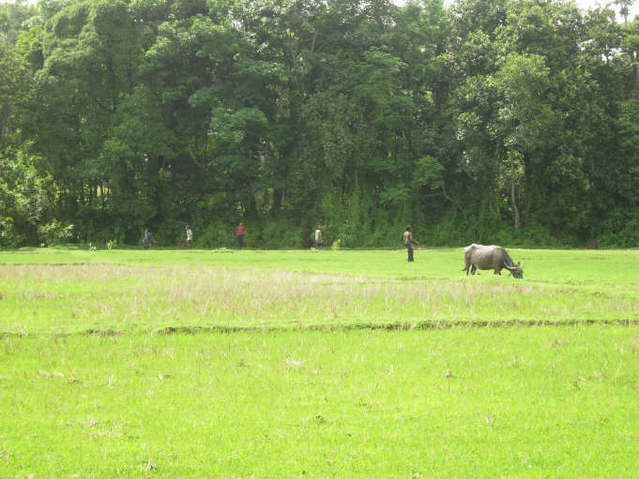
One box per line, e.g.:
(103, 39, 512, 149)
(463, 244, 523, 278)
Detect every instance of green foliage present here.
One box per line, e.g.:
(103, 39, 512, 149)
(0, 217, 22, 248)
(259, 219, 305, 249)
(37, 220, 74, 245)
(197, 220, 233, 248)
(597, 208, 639, 247)
(2, 0, 639, 247)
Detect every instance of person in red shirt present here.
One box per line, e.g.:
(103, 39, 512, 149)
(236, 222, 245, 249)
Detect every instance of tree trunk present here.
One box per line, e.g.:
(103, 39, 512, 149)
(273, 189, 283, 211)
(511, 179, 520, 230)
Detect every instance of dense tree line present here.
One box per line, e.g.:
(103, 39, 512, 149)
(1, 0, 638, 248)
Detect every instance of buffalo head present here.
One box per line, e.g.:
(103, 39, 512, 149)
(510, 262, 523, 279)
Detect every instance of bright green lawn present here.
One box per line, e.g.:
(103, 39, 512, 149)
(1, 327, 639, 477)
(1, 248, 638, 477)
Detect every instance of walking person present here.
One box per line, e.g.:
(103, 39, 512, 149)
(185, 225, 193, 248)
(314, 225, 323, 250)
(143, 228, 153, 250)
(402, 225, 419, 262)
(236, 222, 245, 249)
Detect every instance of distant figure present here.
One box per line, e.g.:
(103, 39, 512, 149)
(236, 222, 245, 249)
(143, 228, 153, 249)
(185, 225, 193, 248)
(402, 225, 419, 262)
(314, 225, 323, 250)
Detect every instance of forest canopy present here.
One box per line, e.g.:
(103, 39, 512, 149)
(1, 0, 638, 248)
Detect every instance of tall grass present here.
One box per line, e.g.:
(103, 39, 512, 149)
(1, 260, 637, 335)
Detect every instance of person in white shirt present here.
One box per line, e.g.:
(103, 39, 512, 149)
(314, 225, 323, 250)
(185, 225, 193, 248)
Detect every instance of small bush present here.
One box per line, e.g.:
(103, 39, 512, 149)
(597, 208, 639, 248)
(0, 217, 22, 248)
(260, 220, 304, 249)
(37, 220, 74, 245)
(197, 221, 233, 248)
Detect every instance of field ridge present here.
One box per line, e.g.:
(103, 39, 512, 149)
(2, 318, 638, 339)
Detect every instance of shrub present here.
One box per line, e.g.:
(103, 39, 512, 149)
(597, 208, 639, 248)
(260, 220, 304, 249)
(37, 220, 74, 245)
(197, 221, 233, 248)
(0, 217, 22, 248)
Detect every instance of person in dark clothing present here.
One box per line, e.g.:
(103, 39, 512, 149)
(236, 222, 245, 249)
(402, 226, 419, 262)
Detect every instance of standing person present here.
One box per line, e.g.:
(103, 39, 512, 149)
(143, 228, 152, 250)
(402, 225, 419, 262)
(236, 222, 245, 249)
(185, 225, 193, 248)
(314, 225, 323, 250)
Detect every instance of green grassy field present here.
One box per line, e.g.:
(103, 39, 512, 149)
(1, 248, 639, 477)
(2, 247, 638, 335)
